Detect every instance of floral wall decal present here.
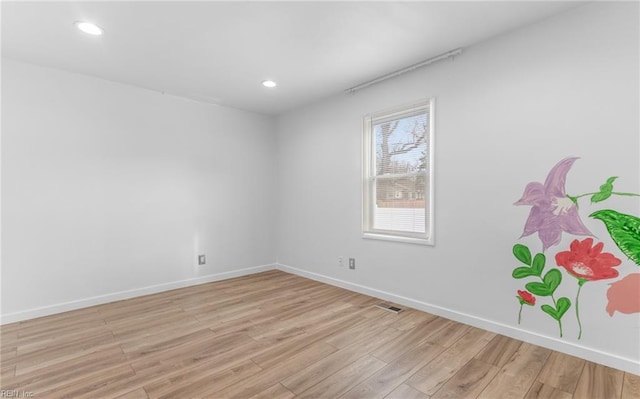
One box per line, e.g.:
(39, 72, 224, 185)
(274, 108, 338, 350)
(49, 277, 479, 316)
(512, 157, 640, 339)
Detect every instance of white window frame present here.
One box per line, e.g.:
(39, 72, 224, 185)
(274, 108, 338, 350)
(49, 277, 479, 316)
(362, 99, 434, 245)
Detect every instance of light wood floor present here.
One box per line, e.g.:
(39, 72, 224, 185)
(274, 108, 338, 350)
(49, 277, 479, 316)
(0, 270, 638, 399)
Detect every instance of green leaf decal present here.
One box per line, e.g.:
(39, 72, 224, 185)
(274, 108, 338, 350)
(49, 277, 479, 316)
(525, 269, 562, 296)
(541, 297, 571, 320)
(512, 266, 539, 279)
(540, 304, 553, 317)
(532, 253, 545, 274)
(513, 244, 532, 265)
(590, 176, 618, 203)
(591, 192, 610, 203)
(512, 252, 545, 279)
(590, 209, 640, 266)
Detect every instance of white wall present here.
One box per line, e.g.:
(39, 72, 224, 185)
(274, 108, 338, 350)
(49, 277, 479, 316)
(1, 59, 277, 321)
(276, 2, 639, 373)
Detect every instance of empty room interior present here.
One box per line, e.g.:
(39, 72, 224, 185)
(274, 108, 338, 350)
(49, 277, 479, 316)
(1, 1, 639, 398)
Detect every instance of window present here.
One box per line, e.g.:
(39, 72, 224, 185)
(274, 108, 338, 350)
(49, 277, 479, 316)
(363, 99, 434, 245)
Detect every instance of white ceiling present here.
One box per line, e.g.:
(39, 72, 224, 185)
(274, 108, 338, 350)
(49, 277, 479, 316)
(2, 1, 583, 115)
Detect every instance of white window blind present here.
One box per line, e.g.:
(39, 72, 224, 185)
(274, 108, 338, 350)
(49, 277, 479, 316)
(363, 99, 434, 245)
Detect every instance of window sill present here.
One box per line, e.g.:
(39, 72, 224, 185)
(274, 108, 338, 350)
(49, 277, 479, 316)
(362, 232, 433, 246)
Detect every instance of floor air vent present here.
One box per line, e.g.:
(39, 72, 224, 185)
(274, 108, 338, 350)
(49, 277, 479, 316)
(375, 303, 404, 314)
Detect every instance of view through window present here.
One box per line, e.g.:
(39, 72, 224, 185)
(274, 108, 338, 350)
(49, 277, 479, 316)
(363, 100, 434, 244)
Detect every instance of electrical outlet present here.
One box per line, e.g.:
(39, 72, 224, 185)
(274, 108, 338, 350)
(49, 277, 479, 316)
(338, 257, 344, 267)
(349, 258, 355, 269)
(198, 255, 206, 265)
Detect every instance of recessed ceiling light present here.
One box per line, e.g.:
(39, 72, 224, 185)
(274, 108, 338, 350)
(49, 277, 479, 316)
(74, 21, 103, 36)
(262, 80, 277, 88)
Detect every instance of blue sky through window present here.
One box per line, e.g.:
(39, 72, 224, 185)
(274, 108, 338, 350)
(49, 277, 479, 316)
(374, 112, 428, 175)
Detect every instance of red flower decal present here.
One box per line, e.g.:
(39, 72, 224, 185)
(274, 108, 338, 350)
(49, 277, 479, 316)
(517, 290, 536, 305)
(555, 238, 622, 281)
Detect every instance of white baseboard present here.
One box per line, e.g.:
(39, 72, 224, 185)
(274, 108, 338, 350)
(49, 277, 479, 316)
(0, 263, 276, 325)
(276, 263, 640, 375)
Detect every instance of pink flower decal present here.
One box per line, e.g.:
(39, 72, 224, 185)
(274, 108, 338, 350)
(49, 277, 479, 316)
(606, 274, 640, 316)
(515, 157, 593, 251)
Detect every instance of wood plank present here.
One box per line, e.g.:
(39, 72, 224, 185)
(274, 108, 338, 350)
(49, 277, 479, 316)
(0, 331, 19, 359)
(247, 383, 295, 399)
(36, 364, 137, 398)
(151, 359, 263, 399)
(536, 351, 585, 393)
(574, 362, 624, 399)
(323, 313, 395, 349)
(344, 294, 380, 308)
(15, 318, 108, 349)
(246, 317, 307, 341)
(2, 346, 126, 393)
(423, 320, 470, 348)
(523, 381, 572, 399)
(282, 326, 401, 394)
(370, 316, 450, 363)
(407, 328, 495, 396)
(296, 355, 387, 399)
(475, 335, 522, 368)
(141, 350, 261, 398)
(385, 383, 430, 399)
(118, 319, 211, 354)
(622, 372, 640, 399)
(476, 343, 552, 399)
(430, 358, 499, 399)
(107, 311, 196, 341)
(390, 310, 438, 332)
(100, 301, 178, 324)
(212, 341, 338, 398)
(114, 388, 150, 399)
(14, 331, 117, 376)
(190, 296, 275, 323)
(299, 306, 368, 334)
(131, 332, 260, 377)
(249, 313, 365, 370)
(1, 323, 22, 335)
(95, 337, 271, 398)
(1, 363, 16, 382)
(16, 323, 111, 356)
(206, 313, 278, 337)
(124, 328, 217, 361)
(341, 340, 446, 399)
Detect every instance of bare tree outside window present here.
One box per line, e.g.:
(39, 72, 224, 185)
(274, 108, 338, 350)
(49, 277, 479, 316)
(374, 113, 428, 211)
(376, 117, 427, 175)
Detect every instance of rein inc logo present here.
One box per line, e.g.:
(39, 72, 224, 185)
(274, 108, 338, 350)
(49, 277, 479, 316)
(0, 390, 34, 398)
